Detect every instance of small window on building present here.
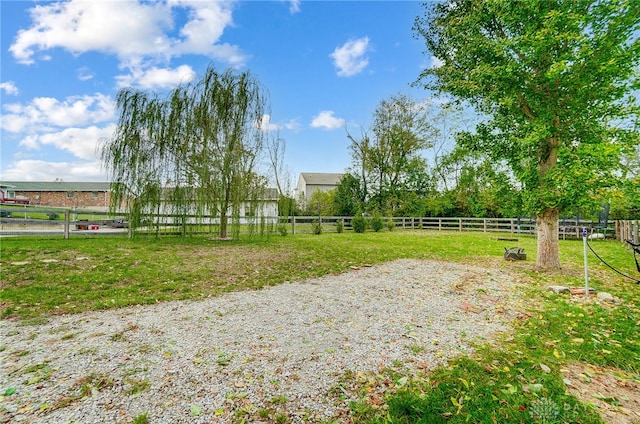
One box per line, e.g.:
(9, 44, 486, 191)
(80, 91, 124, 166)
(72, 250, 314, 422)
(91, 191, 99, 199)
(66, 191, 74, 199)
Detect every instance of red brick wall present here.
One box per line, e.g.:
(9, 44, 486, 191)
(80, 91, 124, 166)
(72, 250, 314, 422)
(18, 191, 111, 209)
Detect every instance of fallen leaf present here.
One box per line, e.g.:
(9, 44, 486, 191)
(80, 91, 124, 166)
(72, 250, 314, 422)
(527, 383, 543, 393)
(460, 302, 482, 313)
(190, 404, 202, 416)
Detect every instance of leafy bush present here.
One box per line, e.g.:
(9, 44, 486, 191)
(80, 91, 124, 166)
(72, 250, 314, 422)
(277, 224, 288, 236)
(47, 213, 59, 220)
(370, 213, 384, 232)
(387, 219, 395, 231)
(312, 220, 322, 235)
(335, 220, 344, 233)
(351, 213, 366, 233)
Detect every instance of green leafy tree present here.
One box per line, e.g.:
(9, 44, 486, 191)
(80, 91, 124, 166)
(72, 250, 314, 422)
(347, 94, 435, 214)
(278, 195, 298, 217)
(369, 94, 434, 212)
(333, 173, 363, 216)
(101, 65, 269, 238)
(346, 126, 372, 206)
(610, 141, 640, 219)
(415, 0, 640, 269)
(304, 189, 337, 217)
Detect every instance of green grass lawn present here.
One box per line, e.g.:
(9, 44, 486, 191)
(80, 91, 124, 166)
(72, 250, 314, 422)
(1, 230, 638, 423)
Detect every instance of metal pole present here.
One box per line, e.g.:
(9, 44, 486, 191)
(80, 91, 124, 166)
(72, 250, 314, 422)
(582, 227, 589, 298)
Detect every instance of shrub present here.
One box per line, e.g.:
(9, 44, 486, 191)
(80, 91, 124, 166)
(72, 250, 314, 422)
(370, 213, 384, 232)
(47, 213, 59, 220)
(335, 220, 344, 233)
(387, 219, 395, 231)
(312, 220, 322, 235)
(277, 224, 288, 236)
(351, 213, 366, 233)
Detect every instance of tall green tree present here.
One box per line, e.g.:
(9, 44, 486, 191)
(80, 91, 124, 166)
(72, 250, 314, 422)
(333, 173, 363, 216)
(101, 65, 269, 238)
(414, 0, 640, 269)
(346, 126, 372, 208)
(348, 94, 435, 214)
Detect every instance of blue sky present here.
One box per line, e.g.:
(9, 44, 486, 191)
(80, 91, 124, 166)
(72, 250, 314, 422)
(0, 0, 440, 189)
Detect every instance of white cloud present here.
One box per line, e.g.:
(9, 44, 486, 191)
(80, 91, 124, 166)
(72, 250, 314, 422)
(19, 124, 116, 160)
(0, 160, 106, 182)
(257, 114, 280, 132)
(115, 64, 197, 89)
(173, 1, 233, 53)
(429, 55, 444, 69)
(310, 111, 345, 130)
(283, 119, 301, 131)
(288, 0, 301, 14)
(77, 67, 94, 81)
(256, 115, 303, 132)
(10, 0, 172, 64)
(0, 94, 115, 133)
(330, 37, 370, 77)
(0, 82, 19, 96)
(9, 0, 246, 67)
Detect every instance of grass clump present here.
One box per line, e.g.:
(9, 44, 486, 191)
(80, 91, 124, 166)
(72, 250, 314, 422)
(132, 413, 149, 424)
(52, 372, 114, 410)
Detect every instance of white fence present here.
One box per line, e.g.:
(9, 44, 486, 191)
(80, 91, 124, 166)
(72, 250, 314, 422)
(283, 216, 617, 238)
(0, 204, 624, 240)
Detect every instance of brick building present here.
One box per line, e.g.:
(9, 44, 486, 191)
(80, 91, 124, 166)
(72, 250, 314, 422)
(0, 181, 112, 210)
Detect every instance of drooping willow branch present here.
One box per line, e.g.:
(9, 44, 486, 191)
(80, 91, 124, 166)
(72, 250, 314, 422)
(100, 65, 270, 238)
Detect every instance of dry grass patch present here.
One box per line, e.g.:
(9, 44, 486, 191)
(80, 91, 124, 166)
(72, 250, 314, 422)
(564, 362, 640, 424)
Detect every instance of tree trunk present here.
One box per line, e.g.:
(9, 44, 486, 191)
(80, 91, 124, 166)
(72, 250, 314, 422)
(536, 207, 561, 269)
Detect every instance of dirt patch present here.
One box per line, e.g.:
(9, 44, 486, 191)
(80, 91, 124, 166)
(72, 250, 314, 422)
(563, 362, 640, 424)
(174, 244, 295, 286)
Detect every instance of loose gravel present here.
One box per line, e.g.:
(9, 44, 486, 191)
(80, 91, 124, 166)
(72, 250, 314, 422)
(1, 259, 520, 423)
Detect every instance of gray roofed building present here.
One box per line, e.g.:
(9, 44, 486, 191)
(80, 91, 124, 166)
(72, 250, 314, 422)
(295, 172, 345, 205)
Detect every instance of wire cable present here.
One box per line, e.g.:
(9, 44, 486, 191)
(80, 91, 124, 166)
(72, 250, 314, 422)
(586, 240, 640, 284)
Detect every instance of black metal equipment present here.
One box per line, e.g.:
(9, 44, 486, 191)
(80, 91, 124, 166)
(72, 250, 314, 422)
(585, 238, 640, 284)
(627, 239, 640, 273)
(504, 247, 526, 261)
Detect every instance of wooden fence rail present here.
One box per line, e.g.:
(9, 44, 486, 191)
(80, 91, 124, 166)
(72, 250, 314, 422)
(616, 220, 639, 245)
(0, 204, 628, 240)
(283, 216, 617, 239)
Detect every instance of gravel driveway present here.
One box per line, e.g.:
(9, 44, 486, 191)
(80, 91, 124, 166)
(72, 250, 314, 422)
(1, 259, 520, 423)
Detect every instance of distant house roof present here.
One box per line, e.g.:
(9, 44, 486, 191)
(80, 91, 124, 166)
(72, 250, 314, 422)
(299, 173, 345, 186)
(0, 181, 112, 192)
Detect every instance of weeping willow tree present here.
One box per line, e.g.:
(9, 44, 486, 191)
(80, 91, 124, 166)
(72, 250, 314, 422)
(101, 65, 269, 238)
